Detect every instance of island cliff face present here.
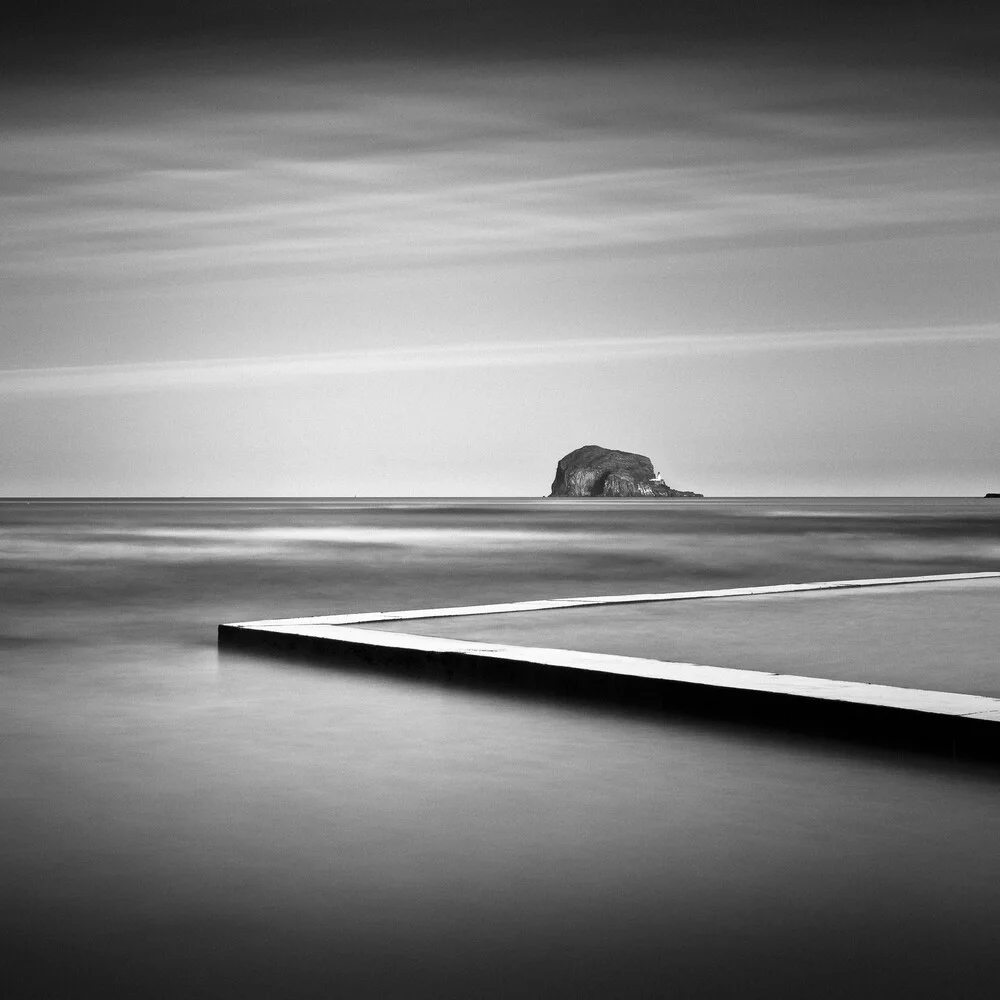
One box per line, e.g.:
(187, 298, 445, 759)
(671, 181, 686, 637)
(549, 445, 703, 497)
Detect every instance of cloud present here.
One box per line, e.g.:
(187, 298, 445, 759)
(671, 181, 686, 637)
(2, 324, 997, 397)
(3, 60, 999, 282)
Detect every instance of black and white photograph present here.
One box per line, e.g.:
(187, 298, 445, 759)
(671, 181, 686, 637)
(3, 1, 1000, 996)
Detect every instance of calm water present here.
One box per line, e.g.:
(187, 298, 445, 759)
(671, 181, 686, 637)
(3, 498, 1000, 998)
(370, 578, 1000, 696)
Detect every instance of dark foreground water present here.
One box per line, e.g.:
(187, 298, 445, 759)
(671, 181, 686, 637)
(2, 498, 1000, 998)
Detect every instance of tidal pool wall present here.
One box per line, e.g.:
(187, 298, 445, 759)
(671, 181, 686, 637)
(220, 571, 1000, 761)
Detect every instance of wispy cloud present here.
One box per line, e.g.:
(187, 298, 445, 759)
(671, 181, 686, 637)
(2, 324, 997, 397)
(3, 60, 999, 281)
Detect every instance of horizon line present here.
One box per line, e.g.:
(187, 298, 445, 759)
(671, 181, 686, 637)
(0, 494, 995, 501)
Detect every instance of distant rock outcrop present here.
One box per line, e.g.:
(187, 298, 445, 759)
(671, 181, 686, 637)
(548, 445, 702, 497)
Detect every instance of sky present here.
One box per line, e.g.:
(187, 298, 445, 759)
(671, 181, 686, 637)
(2, 1, 999, 495)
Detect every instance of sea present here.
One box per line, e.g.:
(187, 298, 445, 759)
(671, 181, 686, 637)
(2, 497, 1000, 998)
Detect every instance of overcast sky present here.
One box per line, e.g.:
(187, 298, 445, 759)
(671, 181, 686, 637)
(2, 1, 999, 495)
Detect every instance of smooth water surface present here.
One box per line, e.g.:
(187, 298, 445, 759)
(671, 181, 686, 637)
(3, 498, 1000, 998)
(367, 578, 1000, 696)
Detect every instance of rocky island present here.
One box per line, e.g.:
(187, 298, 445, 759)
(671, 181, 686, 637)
(549, 445, 703, 497)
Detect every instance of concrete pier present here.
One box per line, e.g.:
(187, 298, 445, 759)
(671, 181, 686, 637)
(220, 571, 1000, 760)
